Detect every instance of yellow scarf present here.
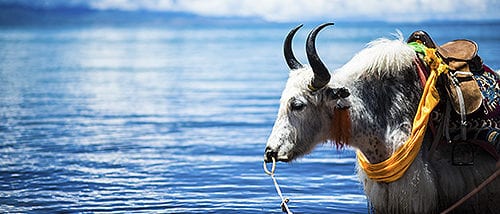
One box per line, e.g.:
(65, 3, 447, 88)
(357, 48, 448, 182)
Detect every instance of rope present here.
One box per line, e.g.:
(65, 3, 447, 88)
(263, 157, 293, 214)
(441, 160, 500, 214)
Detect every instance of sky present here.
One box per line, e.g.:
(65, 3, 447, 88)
(1, 0, 499, 23)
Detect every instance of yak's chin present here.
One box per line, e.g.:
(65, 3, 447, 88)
(276, 154, 291, 162)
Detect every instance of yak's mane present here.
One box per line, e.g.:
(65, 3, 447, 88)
(336, 34, 416, 80)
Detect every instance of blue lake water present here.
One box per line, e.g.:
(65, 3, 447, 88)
(1, 22, 499, 213)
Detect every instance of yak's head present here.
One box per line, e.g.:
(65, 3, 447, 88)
(264, 23, 350, 163)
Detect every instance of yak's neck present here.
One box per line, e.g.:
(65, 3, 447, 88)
(338, 71, 422, 164)
(328, 37, 423, 163)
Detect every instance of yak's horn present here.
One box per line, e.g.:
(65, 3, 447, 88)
(306, 22, 334, 91)
(284, 24, 304, 70)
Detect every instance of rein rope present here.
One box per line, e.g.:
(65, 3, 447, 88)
(441, 160, 500, 214)
(263, 157, 293, 214)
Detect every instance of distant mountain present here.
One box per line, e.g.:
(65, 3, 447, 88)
(0, 3, 269, 27)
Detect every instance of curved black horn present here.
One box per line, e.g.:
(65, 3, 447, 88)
(306, 22, 334, 91)
(284, 24, 304, 70)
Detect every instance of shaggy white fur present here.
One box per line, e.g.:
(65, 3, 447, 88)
(335, 36, 416, 80)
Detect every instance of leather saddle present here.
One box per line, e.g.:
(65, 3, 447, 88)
(408, 30, 483, 116)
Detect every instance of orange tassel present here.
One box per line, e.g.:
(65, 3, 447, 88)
(331, 107, 351, 149)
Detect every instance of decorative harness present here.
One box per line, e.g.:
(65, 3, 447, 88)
(357, 37, 500, 183)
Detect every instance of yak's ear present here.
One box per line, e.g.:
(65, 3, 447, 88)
(324, 87, 350, 101)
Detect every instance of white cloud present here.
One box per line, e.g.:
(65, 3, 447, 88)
(86, 0, 500, 22)
(2, 0, 499, 22)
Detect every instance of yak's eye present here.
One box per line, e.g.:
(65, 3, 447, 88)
(290, 98, 306, 111)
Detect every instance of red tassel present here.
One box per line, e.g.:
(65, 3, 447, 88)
(331, 107, 351, 149)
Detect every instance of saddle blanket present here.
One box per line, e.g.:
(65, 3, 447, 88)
(475, 65, 500, 119)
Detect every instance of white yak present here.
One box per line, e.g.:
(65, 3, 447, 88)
(264, 23, 500, 213)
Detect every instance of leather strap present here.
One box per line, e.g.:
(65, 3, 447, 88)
(450, 72, 468, 140)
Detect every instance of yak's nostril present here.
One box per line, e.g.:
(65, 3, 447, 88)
(264, 147, 278, 163)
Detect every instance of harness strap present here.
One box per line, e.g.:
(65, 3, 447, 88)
(449, 72, 468, 140)
(444, 101, 452, 142)
(426, 107, 446, 160)
(414, 58, 429, 88)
